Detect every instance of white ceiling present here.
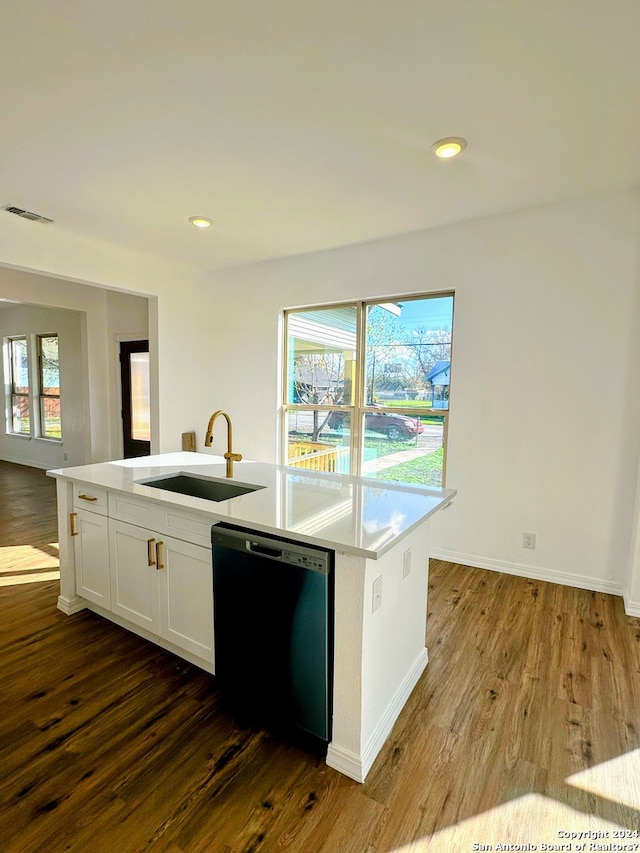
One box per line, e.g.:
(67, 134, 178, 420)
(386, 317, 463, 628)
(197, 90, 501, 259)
(1, 0, 639, 275)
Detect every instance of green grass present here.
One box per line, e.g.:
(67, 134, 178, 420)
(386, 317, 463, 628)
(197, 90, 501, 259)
(385, 398, 433, 408)
(377, 448, 444, 487)
(43, 418, 62, 439)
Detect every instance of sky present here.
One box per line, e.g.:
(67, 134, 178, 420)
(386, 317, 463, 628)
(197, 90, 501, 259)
(394, 295, 453, 333)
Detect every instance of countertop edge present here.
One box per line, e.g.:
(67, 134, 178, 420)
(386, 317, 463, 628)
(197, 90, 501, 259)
(48, 453, 456, 559)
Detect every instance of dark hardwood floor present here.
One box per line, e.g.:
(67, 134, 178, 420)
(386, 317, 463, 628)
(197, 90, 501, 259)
(1, 460, 640, 851)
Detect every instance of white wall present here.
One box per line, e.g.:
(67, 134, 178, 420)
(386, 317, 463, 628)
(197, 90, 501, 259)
(0, 267, 149, 465)
(154, 190, 640, 597)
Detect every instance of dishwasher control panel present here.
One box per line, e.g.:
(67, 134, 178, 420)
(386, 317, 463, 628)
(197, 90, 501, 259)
(282, 550, 330, 573)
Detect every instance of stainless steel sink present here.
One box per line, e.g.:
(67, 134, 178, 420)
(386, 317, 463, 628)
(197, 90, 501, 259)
(136, 472, 265, 502)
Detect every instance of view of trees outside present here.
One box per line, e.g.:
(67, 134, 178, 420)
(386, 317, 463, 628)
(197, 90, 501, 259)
(10, 337, 30, 435)
(7, 335, 61, 439)
(39, 335, 61, 439)
(285, 295, 454, 487)
(365, 300, 452, 408)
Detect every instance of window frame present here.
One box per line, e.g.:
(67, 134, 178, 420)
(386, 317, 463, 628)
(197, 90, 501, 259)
(7, 336, 31, 436)
(282, 292, 454, 485)
(4, 332, 63, 442)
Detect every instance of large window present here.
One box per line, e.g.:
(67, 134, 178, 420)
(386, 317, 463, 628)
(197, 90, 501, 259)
(8, 337, 30, 435)
(4, 333, 62, 440)
(283, 294, 454, 487)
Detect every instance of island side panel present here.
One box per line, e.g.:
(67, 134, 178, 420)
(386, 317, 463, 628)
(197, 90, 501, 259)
(360, 518, 431, 771)
(328, 518, 432, 782)
(327, 550, 367, 780)
(55, 477, 86, 614)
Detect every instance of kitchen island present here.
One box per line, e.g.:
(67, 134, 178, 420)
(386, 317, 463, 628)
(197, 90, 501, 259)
(49, 451, 455, 782)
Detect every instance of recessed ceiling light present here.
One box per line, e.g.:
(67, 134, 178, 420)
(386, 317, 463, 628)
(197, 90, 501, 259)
(431, 137, 467, 159)
(188, 216, 213, 228)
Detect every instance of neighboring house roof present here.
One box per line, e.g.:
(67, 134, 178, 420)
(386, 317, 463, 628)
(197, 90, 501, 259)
(377, 378, 405, 392)
(426, 361, 450, 383)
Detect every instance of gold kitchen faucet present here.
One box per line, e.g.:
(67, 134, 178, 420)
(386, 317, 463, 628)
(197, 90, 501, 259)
(204, 410, 242, 477)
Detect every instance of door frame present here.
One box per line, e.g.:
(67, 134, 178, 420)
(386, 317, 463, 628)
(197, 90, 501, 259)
(119, 339, 151, 458)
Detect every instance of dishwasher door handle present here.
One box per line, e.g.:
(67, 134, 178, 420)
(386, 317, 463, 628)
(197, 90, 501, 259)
(212, 526, 282, 559)
(247, 541, 282, 559)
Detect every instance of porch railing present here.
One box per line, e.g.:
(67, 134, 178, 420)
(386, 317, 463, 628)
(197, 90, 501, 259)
(288, 441, 349, 474)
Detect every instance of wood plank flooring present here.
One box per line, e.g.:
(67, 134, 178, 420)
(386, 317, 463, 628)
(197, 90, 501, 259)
(0, 460, 60, 585)
(1, 460, 640, 851)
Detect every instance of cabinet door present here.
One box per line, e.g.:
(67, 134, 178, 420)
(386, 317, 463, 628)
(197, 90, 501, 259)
(74, 509, 110, 608)
(109, 519, 159, 633)
(157, 537, 214, 664)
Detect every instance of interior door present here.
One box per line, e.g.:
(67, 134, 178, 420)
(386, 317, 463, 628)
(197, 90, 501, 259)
(120, 340, 151, 458)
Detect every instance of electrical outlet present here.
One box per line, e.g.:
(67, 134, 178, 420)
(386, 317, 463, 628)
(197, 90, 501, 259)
(523, 532, 536, 549)
(403, 548, 412, 578)
(372, 576, 382, 612)
(63, 452, 68, 461)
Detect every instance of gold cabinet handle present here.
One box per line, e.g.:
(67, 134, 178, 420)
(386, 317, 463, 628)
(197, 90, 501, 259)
(147, 538, 156, 567)
(70, 512, 78, 537)
(78, 494, 98, 502)
(156, 541, 165, 570)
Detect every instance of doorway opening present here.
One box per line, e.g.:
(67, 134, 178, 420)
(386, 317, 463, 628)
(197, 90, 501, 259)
(120, 340, 150, 458)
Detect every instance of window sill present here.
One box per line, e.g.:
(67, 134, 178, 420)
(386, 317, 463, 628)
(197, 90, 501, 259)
(4, 434, 63, 445)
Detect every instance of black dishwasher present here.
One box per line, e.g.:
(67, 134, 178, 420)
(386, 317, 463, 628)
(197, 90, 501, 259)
(211, 523, 334, 743)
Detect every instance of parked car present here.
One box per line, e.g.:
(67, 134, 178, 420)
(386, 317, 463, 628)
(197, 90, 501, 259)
(327, 408, 424, 441)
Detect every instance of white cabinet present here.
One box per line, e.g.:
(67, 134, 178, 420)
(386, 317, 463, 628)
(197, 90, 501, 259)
(109, 519, 159, 631)
(109, 518, 214, 665)
(72, 487, 110, 609)
(66, 485, 214, 672)
(158, 535, 214, 660)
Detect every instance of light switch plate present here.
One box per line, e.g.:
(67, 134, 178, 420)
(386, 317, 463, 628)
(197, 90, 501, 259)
(372, 576, 382, 612)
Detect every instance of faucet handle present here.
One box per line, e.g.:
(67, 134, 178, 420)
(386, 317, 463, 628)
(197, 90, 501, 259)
(223, 450, 242, 478)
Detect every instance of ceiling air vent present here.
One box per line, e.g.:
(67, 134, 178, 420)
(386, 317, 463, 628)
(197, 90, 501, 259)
(3, 205, 54, 224)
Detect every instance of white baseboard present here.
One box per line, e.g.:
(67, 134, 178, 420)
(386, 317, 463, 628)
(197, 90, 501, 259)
(430, 548, 625, 598)
(0, 455, 50, 470)
(325, 743, 363, 782)
(326, 648, 428, 783)
(623, 592, 640, 617)
(57, 594, 87, 615)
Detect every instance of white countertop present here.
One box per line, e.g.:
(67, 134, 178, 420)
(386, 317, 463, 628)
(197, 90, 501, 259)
(48, 452, 455, 558)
